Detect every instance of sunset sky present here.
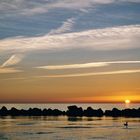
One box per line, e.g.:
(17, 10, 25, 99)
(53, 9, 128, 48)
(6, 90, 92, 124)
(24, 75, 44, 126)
(0, 0, 140, 103)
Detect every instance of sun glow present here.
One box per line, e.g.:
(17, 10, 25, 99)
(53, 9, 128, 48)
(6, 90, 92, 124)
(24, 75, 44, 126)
(125, 99, 130, 104)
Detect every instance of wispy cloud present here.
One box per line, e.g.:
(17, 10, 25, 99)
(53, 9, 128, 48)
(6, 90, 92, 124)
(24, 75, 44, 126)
(36, 69, 140, 78)
(0, 0, 139, 17)
(0, 54, 23, 74)
(0, 0, 113, 16)
(1, 54, 23, 68)
(37, 61, 140, 70)
(0, 68, 22, 74)
(37, 62, 108, 70)
(0, 17, 75, 69)
(48, 18, 75, 35)
(0, 25, 139, 52)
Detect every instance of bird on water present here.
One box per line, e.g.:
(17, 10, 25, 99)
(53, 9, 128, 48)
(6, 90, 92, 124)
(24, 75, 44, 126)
(124, 122, 128, 128)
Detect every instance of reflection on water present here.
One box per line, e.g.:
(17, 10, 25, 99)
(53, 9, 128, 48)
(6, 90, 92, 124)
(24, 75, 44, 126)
(0, 116, 139, 140)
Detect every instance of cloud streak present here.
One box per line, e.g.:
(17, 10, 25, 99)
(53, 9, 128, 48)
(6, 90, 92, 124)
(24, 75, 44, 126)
(37, 69, 140, 78)
(0, 25, 140, 52)
(0, 54, 23, 74)
(0, 68, 22, 74)
(1, 54, 23, 68)
(48, 18, 75, 35)
(37, 61, 140, 70)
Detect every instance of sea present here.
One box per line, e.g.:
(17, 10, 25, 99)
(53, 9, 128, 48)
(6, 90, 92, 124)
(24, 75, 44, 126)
(0, 103, 140, 140)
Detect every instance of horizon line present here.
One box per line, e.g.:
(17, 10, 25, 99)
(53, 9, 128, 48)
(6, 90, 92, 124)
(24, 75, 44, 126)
(0, 101, 140, 104)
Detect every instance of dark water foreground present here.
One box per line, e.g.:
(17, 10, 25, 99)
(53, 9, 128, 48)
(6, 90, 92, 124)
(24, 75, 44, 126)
(0, 105, 140, 117)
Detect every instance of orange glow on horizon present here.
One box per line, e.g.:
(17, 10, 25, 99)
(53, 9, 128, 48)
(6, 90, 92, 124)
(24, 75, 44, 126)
(0, 92, 140, 103)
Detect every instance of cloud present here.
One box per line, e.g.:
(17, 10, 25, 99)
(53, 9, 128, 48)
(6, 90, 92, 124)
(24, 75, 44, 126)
(37, 61, 140, 70)
(1, 54, 24, 68)
(0, 0, 113, 16)
(36, 69, 140, 78)
(0, 68, 22, 74)
(48, 18, 75, 35)
(0, 54, 23, 74)
(0, 25, 139, 52)
(0, 17, 75, 68)
(0, 0, 139, 17)
(0, 77, 26, 81)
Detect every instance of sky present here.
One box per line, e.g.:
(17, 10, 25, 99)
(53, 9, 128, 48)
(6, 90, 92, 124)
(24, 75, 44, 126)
(0, 0, 140, 103)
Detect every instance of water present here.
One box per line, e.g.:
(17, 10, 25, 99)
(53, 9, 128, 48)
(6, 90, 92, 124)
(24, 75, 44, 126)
(0, 104, 140, 140)
(0, 116, 140, 140)
(0, 103, 140, 111)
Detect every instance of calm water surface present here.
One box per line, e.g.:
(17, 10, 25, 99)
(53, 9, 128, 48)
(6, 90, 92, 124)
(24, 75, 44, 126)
(0, 103, 140, 111)
(0, 104, 140, 140)
(0, 116, 140, 140)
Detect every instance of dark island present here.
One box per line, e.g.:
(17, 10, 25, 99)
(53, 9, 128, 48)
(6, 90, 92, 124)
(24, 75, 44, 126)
(0, 105, 140, 117)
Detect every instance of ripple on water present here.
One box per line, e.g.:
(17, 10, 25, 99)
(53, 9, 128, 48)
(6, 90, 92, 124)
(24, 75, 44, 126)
(22, 131, 54, 135)
(57, 126, 93, 129)
(36, 132, 54, 135)
(16, 122, 37, 126)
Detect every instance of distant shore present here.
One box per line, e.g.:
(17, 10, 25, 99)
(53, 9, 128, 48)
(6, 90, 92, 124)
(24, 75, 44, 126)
(0, 105, 140, 117)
